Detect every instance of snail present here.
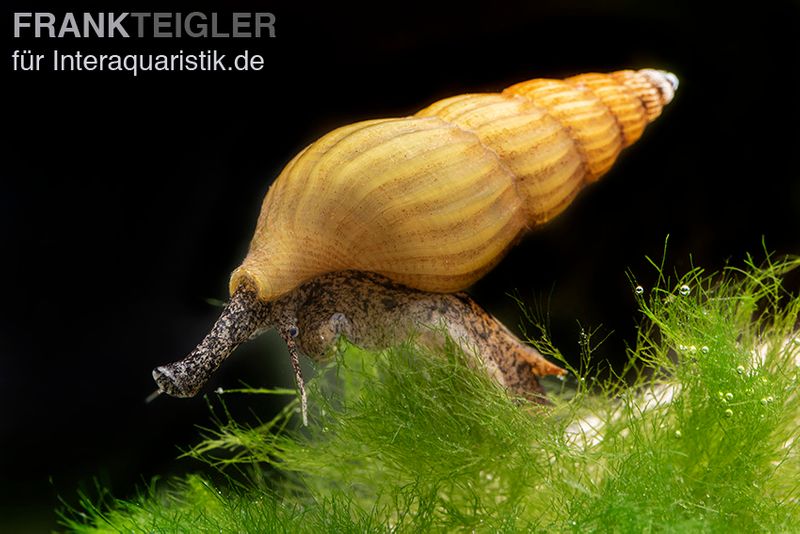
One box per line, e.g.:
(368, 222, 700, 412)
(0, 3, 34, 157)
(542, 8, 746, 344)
(152, 68, 678, 423)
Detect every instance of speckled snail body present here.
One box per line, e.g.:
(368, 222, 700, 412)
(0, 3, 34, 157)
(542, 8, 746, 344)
(153, 69, 677, 423)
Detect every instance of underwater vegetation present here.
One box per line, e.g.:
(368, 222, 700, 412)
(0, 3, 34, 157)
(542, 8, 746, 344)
(64, 253, 800, 533)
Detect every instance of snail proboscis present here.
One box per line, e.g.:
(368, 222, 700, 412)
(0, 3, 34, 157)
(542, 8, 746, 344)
(152, 68, 678, 423)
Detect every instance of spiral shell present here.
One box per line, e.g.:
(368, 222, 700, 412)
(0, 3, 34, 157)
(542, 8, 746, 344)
(231, 69, 677, 300)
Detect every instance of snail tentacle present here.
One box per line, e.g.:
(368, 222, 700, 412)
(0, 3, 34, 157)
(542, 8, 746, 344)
(277, 319, 308, 426)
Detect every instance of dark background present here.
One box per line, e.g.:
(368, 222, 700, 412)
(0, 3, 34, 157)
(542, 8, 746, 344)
(3, 1, 798, 531)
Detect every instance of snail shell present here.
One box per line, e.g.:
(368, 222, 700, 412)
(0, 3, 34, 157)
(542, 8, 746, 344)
(231, 68, 677, 301)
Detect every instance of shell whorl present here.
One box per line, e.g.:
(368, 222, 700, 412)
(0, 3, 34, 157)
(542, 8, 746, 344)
(232, 69, 677, 301)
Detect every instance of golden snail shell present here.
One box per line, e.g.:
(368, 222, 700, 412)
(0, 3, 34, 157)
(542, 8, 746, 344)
(231, 69, 677, 301)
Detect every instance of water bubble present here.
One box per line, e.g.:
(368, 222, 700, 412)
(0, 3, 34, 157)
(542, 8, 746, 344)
(760, 398, 769, 406)
(701, 346, 710, 354)
(767, 396, 774, 403)
(635, 285, 644, 295)
(679, 284, 691, 296)
(674, 430, 682, 438)
(724, 409, 733, 418)
(725, 392, 734, 401)
(736, 365, 745, 375)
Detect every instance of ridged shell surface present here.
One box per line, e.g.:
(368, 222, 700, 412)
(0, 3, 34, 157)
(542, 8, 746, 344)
(232, 69, 677, 300)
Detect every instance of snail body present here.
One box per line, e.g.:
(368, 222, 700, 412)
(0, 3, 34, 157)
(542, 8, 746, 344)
(153, 69, 678, 421)
(154, 271, 566, 423)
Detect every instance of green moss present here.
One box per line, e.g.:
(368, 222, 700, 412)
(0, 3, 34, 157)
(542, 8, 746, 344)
(63, 255, 800, 533)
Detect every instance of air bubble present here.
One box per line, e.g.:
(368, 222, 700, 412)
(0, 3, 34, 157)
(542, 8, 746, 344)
(724, 409, 733, 418)
(674, 430, 682, 438)
(701, 346, 709, 354)
(736, 365, 745, 375)
(767, 396, 774, 403)
(679, 284, 691, 296)
(635, 285, 644, 295)
(761, 398, 769, 406)
(725, 392, 734, 401)
(688, 345, 697, 355)
(214, 387, 224, 394)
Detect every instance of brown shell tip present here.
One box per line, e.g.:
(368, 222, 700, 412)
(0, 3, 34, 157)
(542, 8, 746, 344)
(639, 68, 679, 105)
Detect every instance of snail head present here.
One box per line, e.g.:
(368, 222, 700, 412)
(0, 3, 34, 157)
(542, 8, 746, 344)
(151, 277, 310, 424)
(151, 279, 273, 398)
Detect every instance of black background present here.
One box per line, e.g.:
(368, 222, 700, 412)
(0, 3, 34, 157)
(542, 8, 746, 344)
(3, 1, 799, 531)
